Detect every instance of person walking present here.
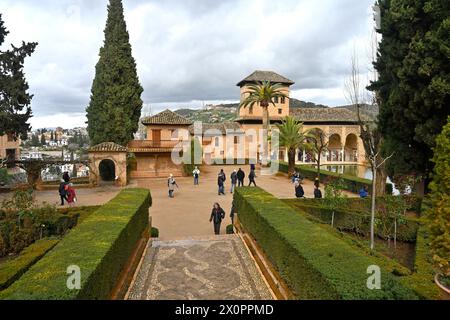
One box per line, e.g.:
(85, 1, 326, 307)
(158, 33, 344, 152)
(218, 170, 226, 195)
(58, 178, 68, 206)
(63, 171, 70, 183)
(230, 201, 236, 226)
(230, 170, 238, 194)
(209, 203, 225, 235)
(168, 174, 179, 198)
(248, 169, 257, 187)
(295, 179, 305, 198)
(193, 166, 200, 185)
(237, 168, 245, 187)
(65, 183, 77, 207)
(314, 177, 320, 189)
(314, 186, 323, 199)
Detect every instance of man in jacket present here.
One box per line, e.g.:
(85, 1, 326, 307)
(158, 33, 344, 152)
(237, 168, 245, 187)
(218, 170, 226, 195)
(230, 170, 238, 194)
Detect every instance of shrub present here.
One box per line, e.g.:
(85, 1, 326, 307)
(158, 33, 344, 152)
(276, 161, 393, 194)
(425, 117, 450, 284)
(0, 168, 10, 186)
(284, 200, 419, 242)
(0, 188, 151, 300)
(226, 224, 234, 234)
(234, 187, 418, 299)
(151, 227, 159, 238)
(0, 239, 59, 290)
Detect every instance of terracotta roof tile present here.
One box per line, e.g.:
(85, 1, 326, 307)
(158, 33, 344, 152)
(142, 109, 193, 125)
(291, 108, 365, 123)
(237, 70, 295, 87)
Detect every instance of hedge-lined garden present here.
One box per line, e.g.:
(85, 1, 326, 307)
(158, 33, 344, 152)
(0, 188, 151, 300)
(234, 187, 418, 299)
(276, 161, 393, 194)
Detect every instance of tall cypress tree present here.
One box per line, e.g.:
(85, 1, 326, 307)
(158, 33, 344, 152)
(0, 14, 37, 140)
(86, 0, 143, 146)
(369, 0, 450, 188)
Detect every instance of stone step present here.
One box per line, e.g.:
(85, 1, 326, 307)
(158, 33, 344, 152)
(151, 234, 238, 247)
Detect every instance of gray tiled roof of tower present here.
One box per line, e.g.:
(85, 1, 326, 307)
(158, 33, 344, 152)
(142, 109, 193, 125)
(237, 70, 295, 87)
(89, 142, 127, 152)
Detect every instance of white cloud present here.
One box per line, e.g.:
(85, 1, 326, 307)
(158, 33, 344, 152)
(0, 0, 376, 128)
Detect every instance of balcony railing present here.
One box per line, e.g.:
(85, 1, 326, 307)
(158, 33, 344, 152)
(128, 140, 181, 149)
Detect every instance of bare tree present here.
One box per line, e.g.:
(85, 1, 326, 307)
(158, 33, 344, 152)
(307, 129, 328, 186)
(344, 53, 393, 250)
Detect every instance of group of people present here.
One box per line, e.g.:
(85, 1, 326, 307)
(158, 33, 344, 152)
(58, 172, 77, 207)
(291, 170, 323, 199)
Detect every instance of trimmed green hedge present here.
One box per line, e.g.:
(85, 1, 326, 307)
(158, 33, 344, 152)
(283, 200, 419, 242)
(276, 161, 393, 195)
(0, 188, 151, 300)
(0, 239, 59, 291)
(234, 187, 418, 299)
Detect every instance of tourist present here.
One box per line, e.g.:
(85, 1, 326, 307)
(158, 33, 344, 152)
(58, 178, 68, 206)
(237, 168, 245, 187)
(209, 202, 225, 235)
(250, 163, 256, 172)
(314, 186, 323, 199)
(168, 174, 179, 198)
(248, 169, 257, 187)
(291, 170, 299, 183)
(295, 179, 305, 198)
(230, 201, 236, 226)
(63, 171, 70, 183)
(193, 166, 200, 185)
(359, 186, 369, 198)
(230, 170, 238, 193)
(218, 170, 226, 195)
(314, 177, 320, 189)
(65, 183, 77, 207)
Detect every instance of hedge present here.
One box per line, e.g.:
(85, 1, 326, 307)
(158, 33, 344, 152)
(276, 161, 393, 195)
(283, 200, 419, 242)
(234, 187, 418, 299)
(0, 188, 151, 300)
(0, 239, 59, 291)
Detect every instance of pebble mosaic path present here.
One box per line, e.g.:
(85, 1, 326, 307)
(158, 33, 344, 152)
(127, 235, 273, 300)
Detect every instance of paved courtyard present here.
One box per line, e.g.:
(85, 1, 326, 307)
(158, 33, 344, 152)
(127, 235, 273, 300)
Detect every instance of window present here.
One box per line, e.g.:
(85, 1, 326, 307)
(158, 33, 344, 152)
(249, 105, 253, 115)
(281, 97, 286, 104)
(278, 109, 283, 115)
(273, 97, 279, 104)
(234, 136, 239, 144)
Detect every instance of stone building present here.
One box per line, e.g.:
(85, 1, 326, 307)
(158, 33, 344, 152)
(88, 70, 368, 184)
(0, 134, 20, 167)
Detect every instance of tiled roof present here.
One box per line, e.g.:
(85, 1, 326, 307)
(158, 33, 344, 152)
(237, 70, 295, 87)
(142, 109, 193, 125)
(188, 122, 244, 135)
(89, 142, 127, 152)
(291, 108, 366, 123)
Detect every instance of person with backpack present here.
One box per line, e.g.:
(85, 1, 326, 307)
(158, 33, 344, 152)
(230, 170, 238, 194)
(209, 203, 226, 235)
(314, 186, 323, 199)
(168, 174, 179, 198)
(237, 168, 245, 187)
(295, 179, 305, 198)
(193, 166, 200, 185)
(218, 170, 226, 195)
(248, 169, 257, 187)
(58, 178, 68, 206)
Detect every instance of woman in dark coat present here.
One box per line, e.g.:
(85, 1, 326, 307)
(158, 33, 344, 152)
(209, 203, 225, 235)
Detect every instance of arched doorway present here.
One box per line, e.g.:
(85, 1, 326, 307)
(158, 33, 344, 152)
(328, 134, 343, 162)
(99, 159, 116, 182)
(344, 134, 358, 162)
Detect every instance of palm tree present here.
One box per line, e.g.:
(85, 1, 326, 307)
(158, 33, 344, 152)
(239, 81, 288, 163)
(276, 116, 310, 176)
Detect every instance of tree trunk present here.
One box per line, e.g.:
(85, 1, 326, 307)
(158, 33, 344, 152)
(370, 162, 377, 250)
(261, 106, 269, 165)
(317, 156, 321, 186)
(375, 155, 387, 195)
(288, 148, 296, 176)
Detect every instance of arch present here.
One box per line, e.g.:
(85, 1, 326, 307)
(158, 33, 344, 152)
(344, 133, 358, 162)
(327, 134, 343, 162)
(99, 159, 116, 182)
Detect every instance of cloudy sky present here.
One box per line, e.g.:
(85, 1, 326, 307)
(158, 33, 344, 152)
(0, 0, 377, 129)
